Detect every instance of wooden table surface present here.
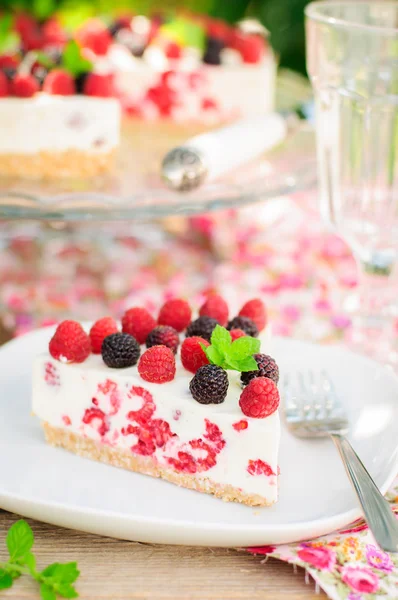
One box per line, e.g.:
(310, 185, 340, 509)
(0, 510, 325, 600)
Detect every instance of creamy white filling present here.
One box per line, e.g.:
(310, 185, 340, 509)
(32, 332, 279, 502)
(0, 95, 121, 154)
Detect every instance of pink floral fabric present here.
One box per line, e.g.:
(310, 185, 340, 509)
(247, 486, 398, 599)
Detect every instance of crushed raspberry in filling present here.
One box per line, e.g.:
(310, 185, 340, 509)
(82, 407, 110, 437)
(44, 362, 60, 387)
(233, 419, 248, 432)
(247, 459, 276, 477)
(80, 380, 226, 473)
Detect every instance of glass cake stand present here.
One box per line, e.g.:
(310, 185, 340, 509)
(0, 71, 316, 332)
(0, 71, 315, 222)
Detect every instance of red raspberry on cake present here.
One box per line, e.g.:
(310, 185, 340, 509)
(77, 19, 112, 56)
(138, 346, 176, 383)
(49, 320, 91, 364)
(199, 294, 229, 327)
(230, 328, 246, 341)
(43, 69, 76, 95)
(122, 307, 156, 344)
(83, 73, 114, 97)
(42, 18, 67, 47)
(9, 74, 39, 98)
(234, 33, 264, 64)
(0, 72, 8, 98)
(89, 317, 119, 354)
(239, 377, 279, 418)
(158, 298, 192, 332)
(0, 55, 19, 70)
(181, 336, 210, 373)
(165, 42, 182, 59)
(239, 298, 267, 332)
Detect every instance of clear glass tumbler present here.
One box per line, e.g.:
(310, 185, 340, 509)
(305, 1, 398, 360)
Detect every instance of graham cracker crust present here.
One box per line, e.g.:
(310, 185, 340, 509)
(43, 423, 274, 507)
(0, 149, 116, 178)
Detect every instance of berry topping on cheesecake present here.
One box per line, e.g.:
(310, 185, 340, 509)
(146, 325, 179, 354)
(101, 332, 141, 369)
(33, 296, 280, 506)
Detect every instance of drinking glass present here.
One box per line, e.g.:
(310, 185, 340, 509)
(305, 1, 398, 361)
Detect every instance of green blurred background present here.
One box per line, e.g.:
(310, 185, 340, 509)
(0, 0, 311, 75)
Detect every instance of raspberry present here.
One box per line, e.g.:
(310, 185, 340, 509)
(77, 19, 112, 56)
(158, 298, 192, 332)
(239, 298, 267, 332)
(102, 332, 141, 368)
(42, 18, 67, 47)
(146, 325, 179, 354)
(186, 316, 218, 342)
(165, 42, 182, 59)
(199, 294, 229, 326)
(239, 377, 279, 418)
(83, 73, 114, 97)
(0, 72, 8, 97)
(189, 364, 228, 404)
(241, 354, 279, 386)
(122, 307, 156, 344)
(43, 69, 75, 95)
(230, 328, 246, 341)
(227, 315, 258, 338)
(89, 317, 118, 354)
(49, 320, 91, 363)
(9, 74, 39, 98)
(0, 55, 19, 70)
(234, 33, 264, 64)
(181, 336, 209, 373)
(206, 19, 230, 42)
(138, 346, 176, 383)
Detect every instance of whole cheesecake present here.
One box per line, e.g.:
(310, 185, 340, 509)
(32, 297, 281, 506)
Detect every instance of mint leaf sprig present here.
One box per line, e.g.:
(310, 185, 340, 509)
(202, 325, 260, 372)
(0, 519, 80, 599)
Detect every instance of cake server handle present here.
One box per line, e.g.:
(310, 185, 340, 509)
(161, 113, 287, 191)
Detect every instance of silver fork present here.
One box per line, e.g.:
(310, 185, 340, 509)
(283, 370, 398, 553)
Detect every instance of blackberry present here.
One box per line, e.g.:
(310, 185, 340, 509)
(146, 325, 179, 354)
(227, 316, 258, 338)
(102, 332, 141, 368)
(203, 36, 224, 65)
(186, 316, 218, 342)
(108, 21, 125, 37)
(189, 365, 229, 404)
(75, 72, 89, 94)
(3, 67, 16, 81)
(241, 354, 279, 387)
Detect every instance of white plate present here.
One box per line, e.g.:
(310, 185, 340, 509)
(0, 328, 397, 547)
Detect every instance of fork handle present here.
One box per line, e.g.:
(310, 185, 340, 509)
(331, 433, 398, 553)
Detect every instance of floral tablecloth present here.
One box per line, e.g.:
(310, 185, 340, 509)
(0, 191, 397, 599)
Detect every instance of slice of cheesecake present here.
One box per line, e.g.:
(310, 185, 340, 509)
(32, 299, 280, 506)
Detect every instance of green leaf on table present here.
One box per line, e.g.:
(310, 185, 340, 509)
(0, 569, 13, 590)
(62, 40, 92, 77)
(6, 520, 34, 562)
(57, 582, 79, 598)
(40, 583, 57, 600)
(23, 551, 37, 574)
(41, 562, 80, 584)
